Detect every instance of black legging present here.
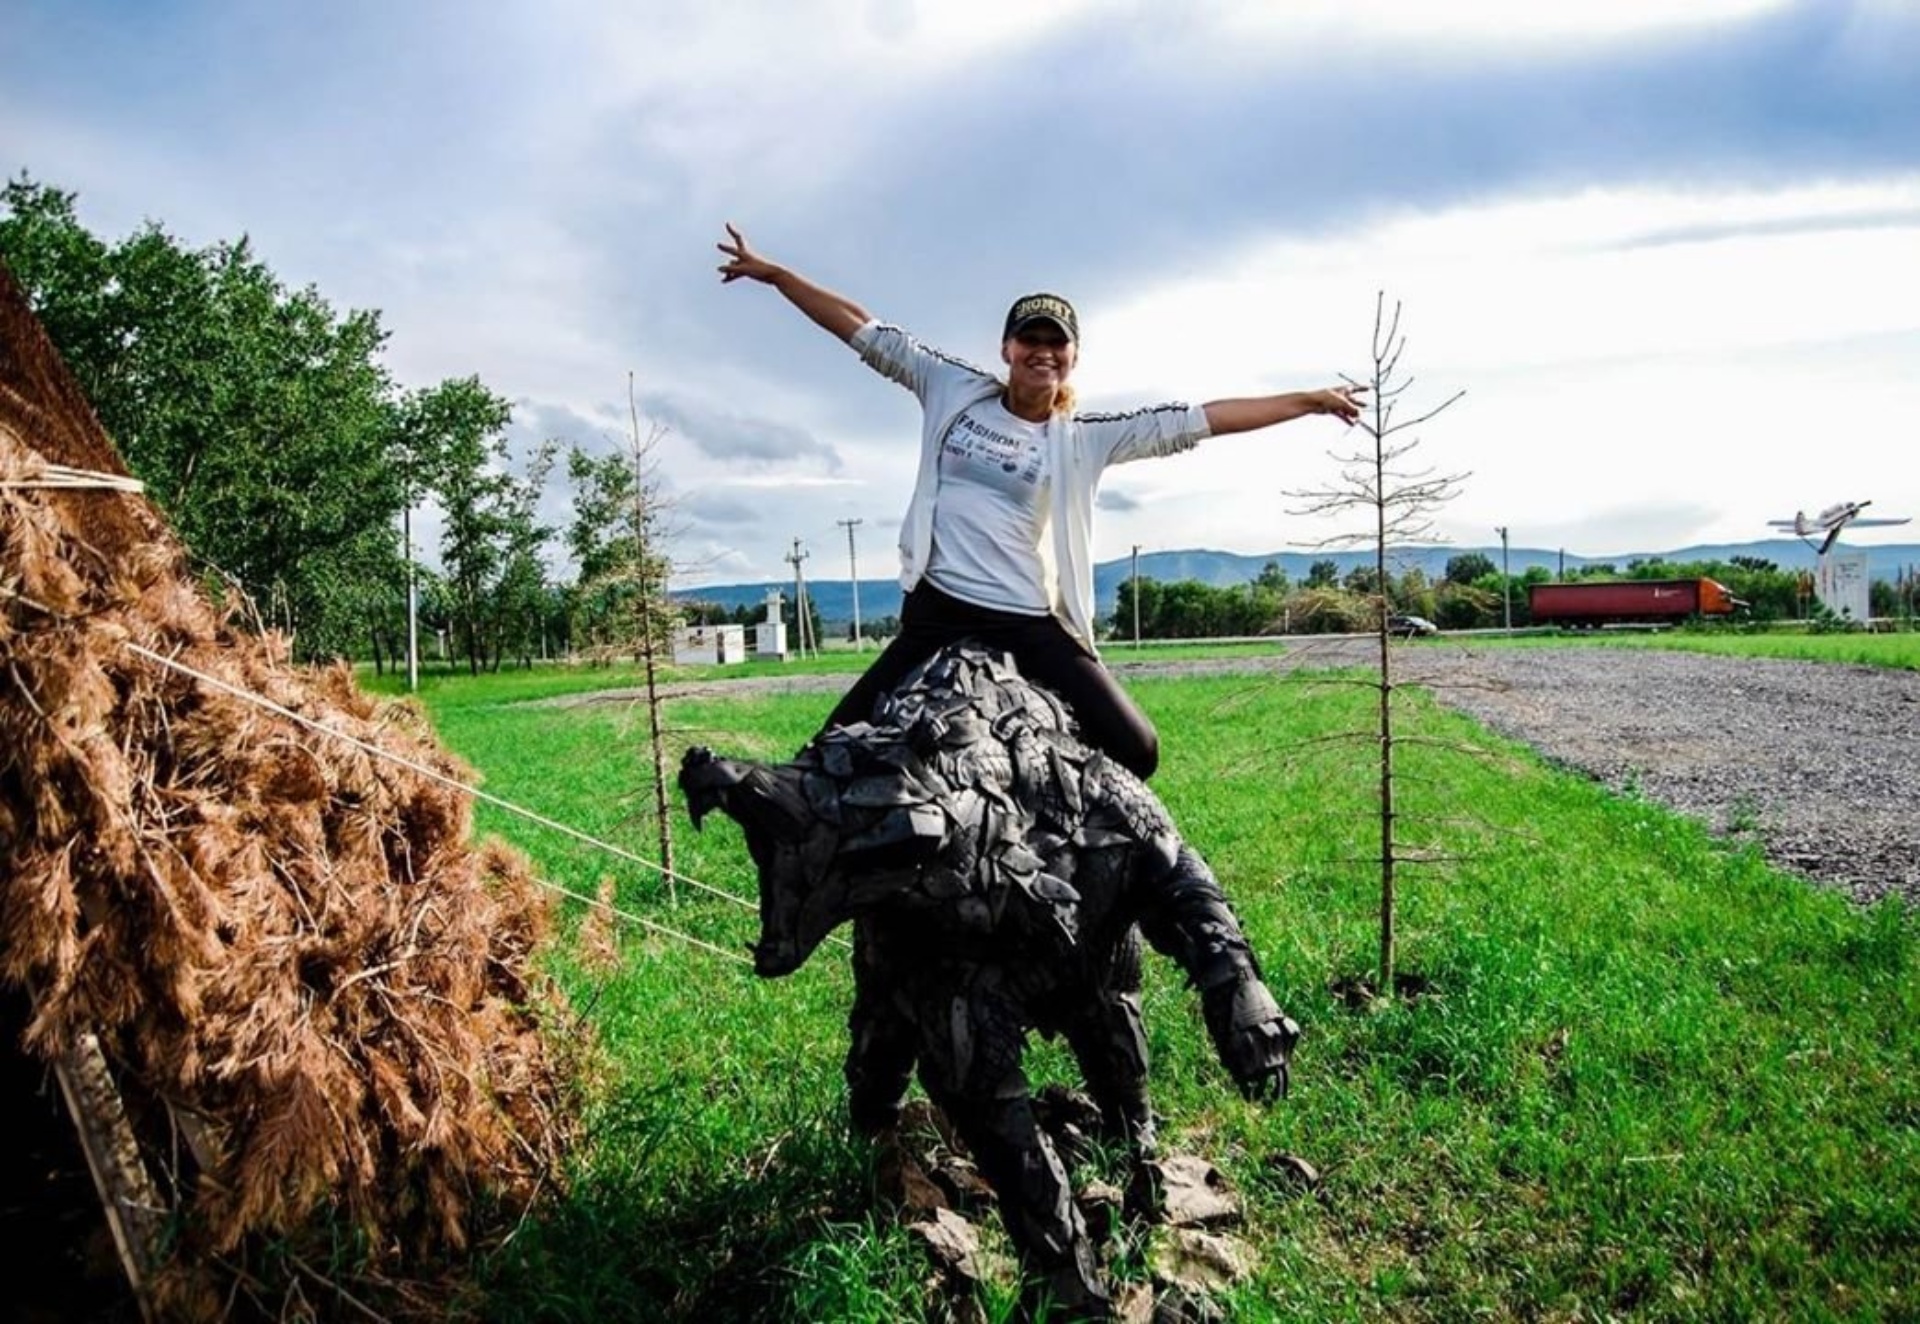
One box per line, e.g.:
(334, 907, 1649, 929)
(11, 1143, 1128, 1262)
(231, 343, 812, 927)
(821, 581, 1159, 779)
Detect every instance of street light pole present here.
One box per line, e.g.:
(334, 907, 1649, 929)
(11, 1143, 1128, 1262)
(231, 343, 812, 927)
(1496, 526, 1511, 633)
(404, 499, 419, 692)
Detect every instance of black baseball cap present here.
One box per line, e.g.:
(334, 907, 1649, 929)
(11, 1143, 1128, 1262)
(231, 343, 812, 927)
(1003, 292, 1078, 343)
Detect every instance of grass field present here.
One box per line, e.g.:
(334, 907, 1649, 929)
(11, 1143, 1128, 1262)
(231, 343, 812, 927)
(360, 628, 1920, 709)
(1480, 628, 1920, 671)
(383, 641, 1917, 1321)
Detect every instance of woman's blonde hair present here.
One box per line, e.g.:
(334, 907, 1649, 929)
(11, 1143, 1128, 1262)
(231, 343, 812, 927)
(999, 380, 1076, 416)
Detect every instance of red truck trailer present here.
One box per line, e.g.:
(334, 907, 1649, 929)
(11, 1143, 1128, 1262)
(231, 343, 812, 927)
(1527, 578, 1741, 628)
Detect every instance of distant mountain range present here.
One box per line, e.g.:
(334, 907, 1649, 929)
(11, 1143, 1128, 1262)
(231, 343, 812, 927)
(673, 540, 1920, 627)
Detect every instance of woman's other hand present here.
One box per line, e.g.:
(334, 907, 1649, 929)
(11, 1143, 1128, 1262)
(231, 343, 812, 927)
(1309, 384, 1367, 425)
(717, 223, 784, 285)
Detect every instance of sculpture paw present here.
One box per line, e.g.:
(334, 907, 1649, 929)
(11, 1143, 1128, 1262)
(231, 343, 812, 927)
(1203, 978, 1300, 1102)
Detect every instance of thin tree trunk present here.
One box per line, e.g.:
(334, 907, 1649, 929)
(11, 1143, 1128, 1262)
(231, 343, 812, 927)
(631, 376, 675, 895)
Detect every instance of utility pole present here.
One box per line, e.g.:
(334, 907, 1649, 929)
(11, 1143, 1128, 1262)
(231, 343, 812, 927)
(786, 537, 814, 659)
(837, 517, 864, 650)
(1131, 544, 1141, 648)
(1496, 526, 1512, 633)
(403, 500, 419, 691)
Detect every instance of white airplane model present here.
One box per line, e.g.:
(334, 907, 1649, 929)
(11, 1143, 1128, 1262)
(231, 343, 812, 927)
(1767, 500, 1912, 556)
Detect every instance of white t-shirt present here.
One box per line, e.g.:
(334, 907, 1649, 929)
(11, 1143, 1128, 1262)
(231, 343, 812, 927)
(924, 397, 1051, 613)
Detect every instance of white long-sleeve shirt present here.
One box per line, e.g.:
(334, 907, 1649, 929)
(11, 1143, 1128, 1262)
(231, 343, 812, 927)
(851, 320, 1211, 653)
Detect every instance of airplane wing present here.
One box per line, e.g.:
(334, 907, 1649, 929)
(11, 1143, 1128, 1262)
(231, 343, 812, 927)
(1846, 517, 1912, 527)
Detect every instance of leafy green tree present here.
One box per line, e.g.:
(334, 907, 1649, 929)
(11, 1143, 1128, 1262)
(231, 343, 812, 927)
(564, 432, 677, 663)
(1282, 586, 1369, 634)
(1434, 582, 1497, 630)
(1122, 577, 1156, 640)
(2, 175, 405, 659)
(427, 380, 518, 673)
(1391, 566, 1437, 622)
(1305, 559, 1340, 589)
(1109, 577, 1279, 640)
(1444, 551, 1495, 584)
(490, 442, 558, 669)
(782, 593, 826, 650)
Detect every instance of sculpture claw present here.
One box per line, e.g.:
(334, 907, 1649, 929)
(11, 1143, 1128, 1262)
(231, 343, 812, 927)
(1204, 978, 1300, 1103)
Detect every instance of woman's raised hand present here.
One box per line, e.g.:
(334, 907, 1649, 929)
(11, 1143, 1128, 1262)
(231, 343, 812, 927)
(716, 223, 784, 285)
(712, 226, 869, 339)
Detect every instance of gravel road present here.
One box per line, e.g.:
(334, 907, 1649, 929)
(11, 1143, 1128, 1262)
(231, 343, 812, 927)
(565, 643, 1920, 906)
(1398, 646, 1919, 908)
(1110, 643, 1919, 908)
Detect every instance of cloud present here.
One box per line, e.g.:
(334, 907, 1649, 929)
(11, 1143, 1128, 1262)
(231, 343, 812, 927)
(634, 391, 844, 471)
(11, 0, 1920, 585)
(678, 491, 762, 527)
(508, 399, 621, 453)
(731, 1, 1920, 316)
(1602, 204, 1920, 252)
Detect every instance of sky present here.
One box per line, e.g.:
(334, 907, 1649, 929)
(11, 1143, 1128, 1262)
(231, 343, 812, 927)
(6, 0, 1919, 588)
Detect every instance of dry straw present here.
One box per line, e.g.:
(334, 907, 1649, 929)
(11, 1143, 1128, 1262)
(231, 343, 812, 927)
(0, 260, 575, 1319)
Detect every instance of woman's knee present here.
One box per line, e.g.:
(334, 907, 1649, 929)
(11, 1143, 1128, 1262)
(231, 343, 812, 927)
(1115, 725, 1158, 781)
(1078, 701, 1157, 779)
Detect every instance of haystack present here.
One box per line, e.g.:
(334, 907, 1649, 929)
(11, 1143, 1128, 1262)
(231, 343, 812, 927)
(0, 259, 574, 1318)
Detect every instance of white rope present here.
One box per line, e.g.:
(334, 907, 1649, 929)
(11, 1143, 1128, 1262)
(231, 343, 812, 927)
(122, 641, 763, 910)
(2, 464, 146, 493)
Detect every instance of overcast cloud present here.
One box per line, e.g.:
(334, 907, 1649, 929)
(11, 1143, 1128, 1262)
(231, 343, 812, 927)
(5, 0, 1918, 586)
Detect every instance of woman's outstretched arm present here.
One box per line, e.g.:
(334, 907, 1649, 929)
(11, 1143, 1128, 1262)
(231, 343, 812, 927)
(1203, 385, 1366, 436)
(716, 223, 870, 343)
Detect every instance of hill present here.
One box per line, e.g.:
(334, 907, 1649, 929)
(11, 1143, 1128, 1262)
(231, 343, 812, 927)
(674, 540, 1920, 627)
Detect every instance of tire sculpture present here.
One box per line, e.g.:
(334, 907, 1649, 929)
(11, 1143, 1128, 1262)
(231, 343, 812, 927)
(680, 644, 1298, 1319)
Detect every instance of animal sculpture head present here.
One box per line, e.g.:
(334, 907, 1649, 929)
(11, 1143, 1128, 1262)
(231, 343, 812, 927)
(680, 744, 947, 976)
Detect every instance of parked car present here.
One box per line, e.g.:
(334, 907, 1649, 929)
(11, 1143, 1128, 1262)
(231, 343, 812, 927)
(1387, 614, 1439, 638)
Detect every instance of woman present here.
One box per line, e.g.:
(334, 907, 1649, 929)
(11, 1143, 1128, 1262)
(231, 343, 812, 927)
(717, 223, 1363, 779)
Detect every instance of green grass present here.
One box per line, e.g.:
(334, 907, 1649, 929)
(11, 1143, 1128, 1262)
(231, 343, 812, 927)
(1479, 627, 1920, 671)
(355, 636, 1359, 705)
(399, 659, 1916, 1322)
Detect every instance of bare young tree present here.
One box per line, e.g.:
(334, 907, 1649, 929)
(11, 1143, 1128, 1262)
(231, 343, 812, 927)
(563, 379, 683, 895)
(626, 375, 676, 893)
(1288, 293, 1466, 999)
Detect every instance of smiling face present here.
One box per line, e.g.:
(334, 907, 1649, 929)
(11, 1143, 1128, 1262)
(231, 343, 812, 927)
(1001, 322, 1078, 402)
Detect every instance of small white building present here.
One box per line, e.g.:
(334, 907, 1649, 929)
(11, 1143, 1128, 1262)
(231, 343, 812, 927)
(672, 623, 747, 666)
(755, 588, 789, 661)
